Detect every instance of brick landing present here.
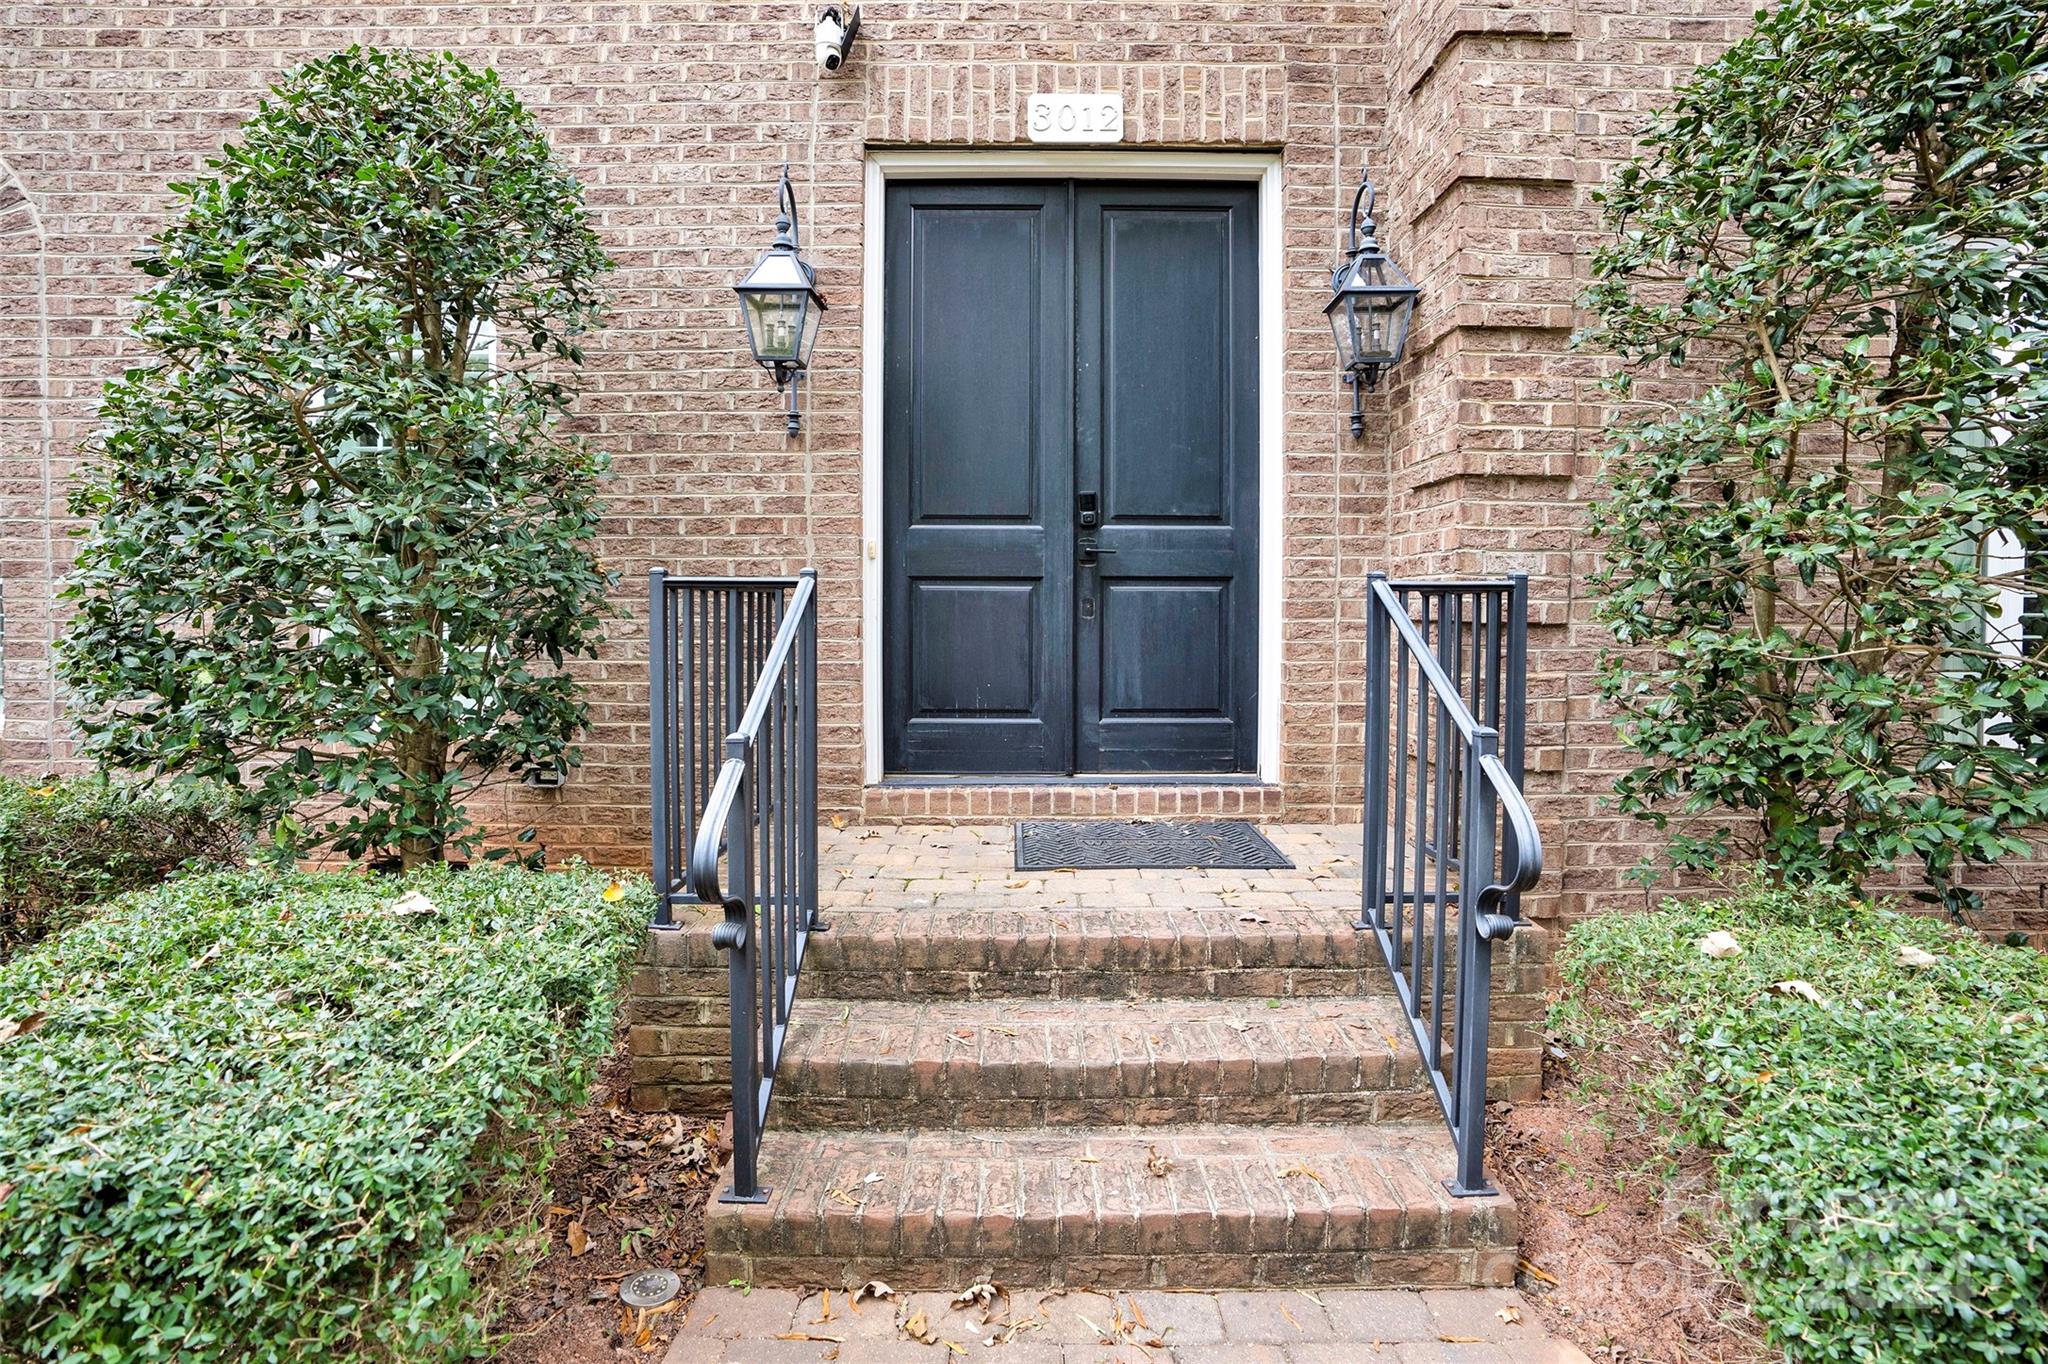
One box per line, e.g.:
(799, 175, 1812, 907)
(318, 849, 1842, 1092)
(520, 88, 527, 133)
(664, 1285, 1591, 1363)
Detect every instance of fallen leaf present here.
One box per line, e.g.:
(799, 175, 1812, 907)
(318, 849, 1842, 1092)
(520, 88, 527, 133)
(566, 1221, 591, 1257)
(1897, 943, 1941, 969)
(810, 1288, 836, 1324)
(951, 1280, 1008, 1323)
(774, 1333, 845, 1343)
(388, 890, 438, 917)
(855, 1280, 894, 1303)
(1441, 1335, 1485, 1344)
(1698, 930, 1742, 959)
(1567, 1202, 1607, 1218)
(1497, 1303, 1523, 1325)
(1518, 1257, 1558, 1286)
(826, 1187, 862, 1208)
(1145, 1146, 1174, 1178)
(1278, 1164, 1325, 1186)
(0, 1011, 49, 1046)
(1767, 978, 1825, 1005)
(1279, 1302, 1302, 1331)
(1236, 911, 1271, 924)
(830, 814, 848, 830)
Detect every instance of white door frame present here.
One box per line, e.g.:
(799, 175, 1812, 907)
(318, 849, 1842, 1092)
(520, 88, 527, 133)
(860, 148, 1285, 784)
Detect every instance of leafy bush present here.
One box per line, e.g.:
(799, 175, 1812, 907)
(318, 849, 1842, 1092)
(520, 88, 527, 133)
(1580, 0, 2048, 908)
(58, 47, 617, 870)
(1559, 885, 2048, 1363)
(0, 863, 648, 1362)
(0, 775, 251, 959)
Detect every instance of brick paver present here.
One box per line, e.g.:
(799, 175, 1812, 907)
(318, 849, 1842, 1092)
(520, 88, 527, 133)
(664, 1286, 1589, 1363)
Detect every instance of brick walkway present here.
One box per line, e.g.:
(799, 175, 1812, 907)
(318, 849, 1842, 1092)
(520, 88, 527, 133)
(663, 1284, 1588, 1362)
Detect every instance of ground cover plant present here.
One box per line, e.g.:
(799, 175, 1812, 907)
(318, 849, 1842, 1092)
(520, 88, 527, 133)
(1557, 883, 2048, 1363)
(0, 774, 250, 959)
(59, 47, 616, 870)
(1581, 0, 2048, 909)
(0, 863, 648, 1363)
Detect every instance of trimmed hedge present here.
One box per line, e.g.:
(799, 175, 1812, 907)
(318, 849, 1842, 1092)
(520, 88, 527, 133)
(0, 864, 649, 1362)
(1, 775, 252, 959)
(1559, 884, 2048, 1364)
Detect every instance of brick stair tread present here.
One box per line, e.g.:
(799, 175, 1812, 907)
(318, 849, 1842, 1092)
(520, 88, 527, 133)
(800, 905, 1411, 999)
(776, 996, 1437, 1126)
(705, 1122, 1516, 1289)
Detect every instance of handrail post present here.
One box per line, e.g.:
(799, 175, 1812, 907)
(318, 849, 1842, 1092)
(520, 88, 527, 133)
(799, 570, 823, 932)
(1502, 573, 1529, 923)
(1358, 572, 1390, 932)
(649, 569, 672, 927)
(719, 733, 768, 1204)
(1447, 727, 1500, 1197)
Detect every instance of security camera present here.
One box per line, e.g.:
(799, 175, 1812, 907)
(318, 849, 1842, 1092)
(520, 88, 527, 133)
(815, 4, 860, 74)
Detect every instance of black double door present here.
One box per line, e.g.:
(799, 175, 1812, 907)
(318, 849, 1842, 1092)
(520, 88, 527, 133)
(884, 179, 1259, 776)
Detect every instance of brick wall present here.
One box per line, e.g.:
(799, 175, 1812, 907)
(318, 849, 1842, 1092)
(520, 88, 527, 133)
(3, 1, 2041, 937)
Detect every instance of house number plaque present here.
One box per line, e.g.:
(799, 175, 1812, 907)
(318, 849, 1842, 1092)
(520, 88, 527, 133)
(1026, 93, 1124, 143)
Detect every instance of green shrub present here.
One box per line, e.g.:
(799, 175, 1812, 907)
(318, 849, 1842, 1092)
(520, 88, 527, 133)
(59, 47, 617, 870)
(1560, 885, 2048, 1364)
(0, 775, 252, 959)
(0, 863, 648, 1362)
(1581, 0, 2048, 908)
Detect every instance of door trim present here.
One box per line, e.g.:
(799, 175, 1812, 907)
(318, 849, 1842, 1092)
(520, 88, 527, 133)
(860, 149, 1285, 784)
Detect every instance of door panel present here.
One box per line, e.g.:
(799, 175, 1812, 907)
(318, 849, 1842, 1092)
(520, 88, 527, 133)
(884, 179, 1258, 776)
(1075, 183, 1259, 773)
(884, 183, 1074, 774)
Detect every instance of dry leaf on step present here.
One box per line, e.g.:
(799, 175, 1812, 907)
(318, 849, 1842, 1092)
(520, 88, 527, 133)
(1767, 979, 1825, 1005)
(1497, 1304, 1523, 1325)
(1236, 911, 1271, 924)
(855, 1280, 894, 1303)
(1278, 1164, 1325, 1186)
(830, 814, 847, 830)
(1145, 1146, 1174, 1178)
(952, 1280, 1008, 1323)
(1698, 930, 1742, 959)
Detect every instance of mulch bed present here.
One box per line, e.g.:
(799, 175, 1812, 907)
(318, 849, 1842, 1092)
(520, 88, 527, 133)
(484, 1040, 725, 1364)
(1487, 1036, 1774, 1364)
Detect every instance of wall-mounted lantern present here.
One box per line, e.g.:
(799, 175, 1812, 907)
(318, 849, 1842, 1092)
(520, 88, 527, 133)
(735, 165, 826, 437)
(1326, 165, 1420, 438)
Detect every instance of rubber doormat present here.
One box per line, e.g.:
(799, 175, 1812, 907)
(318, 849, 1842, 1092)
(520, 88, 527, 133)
(1013, 820, 1294, 871)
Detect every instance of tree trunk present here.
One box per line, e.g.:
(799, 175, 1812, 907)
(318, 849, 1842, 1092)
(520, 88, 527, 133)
(397, 723, 448, 871)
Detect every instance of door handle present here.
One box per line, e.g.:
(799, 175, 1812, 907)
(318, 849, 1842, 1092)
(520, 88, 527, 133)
(1077, 537, 1116, 568)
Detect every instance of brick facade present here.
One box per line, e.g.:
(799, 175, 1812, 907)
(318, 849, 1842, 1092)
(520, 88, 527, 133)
(5, 2, 2041, 933)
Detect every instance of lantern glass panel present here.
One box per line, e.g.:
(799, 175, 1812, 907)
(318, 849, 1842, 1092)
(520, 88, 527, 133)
(744, 289, 808, 365)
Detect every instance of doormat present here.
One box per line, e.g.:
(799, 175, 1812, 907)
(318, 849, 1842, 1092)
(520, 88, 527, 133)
(1013, 820, 1293, 871)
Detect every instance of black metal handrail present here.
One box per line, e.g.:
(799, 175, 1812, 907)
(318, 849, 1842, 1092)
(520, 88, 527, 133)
(647, 569, 819, 1204)
(1358, 570, 1543, 1196)
(648, 572, 801, 924)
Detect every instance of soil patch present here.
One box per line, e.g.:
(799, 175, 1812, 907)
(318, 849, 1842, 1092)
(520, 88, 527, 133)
(1488, 1031, 1774, 1364)
(485, 1039, 723, 1363)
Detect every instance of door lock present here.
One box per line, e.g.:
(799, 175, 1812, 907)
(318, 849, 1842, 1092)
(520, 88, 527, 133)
(1078, 536, 1116, 567)
(1076, 491, 1099, 528)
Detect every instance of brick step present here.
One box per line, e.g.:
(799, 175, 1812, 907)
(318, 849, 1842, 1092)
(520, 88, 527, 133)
(800, 906, 1408, 1000)
(704, 1123, 1517, 1290)
(776, 996, 1438, 1128)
